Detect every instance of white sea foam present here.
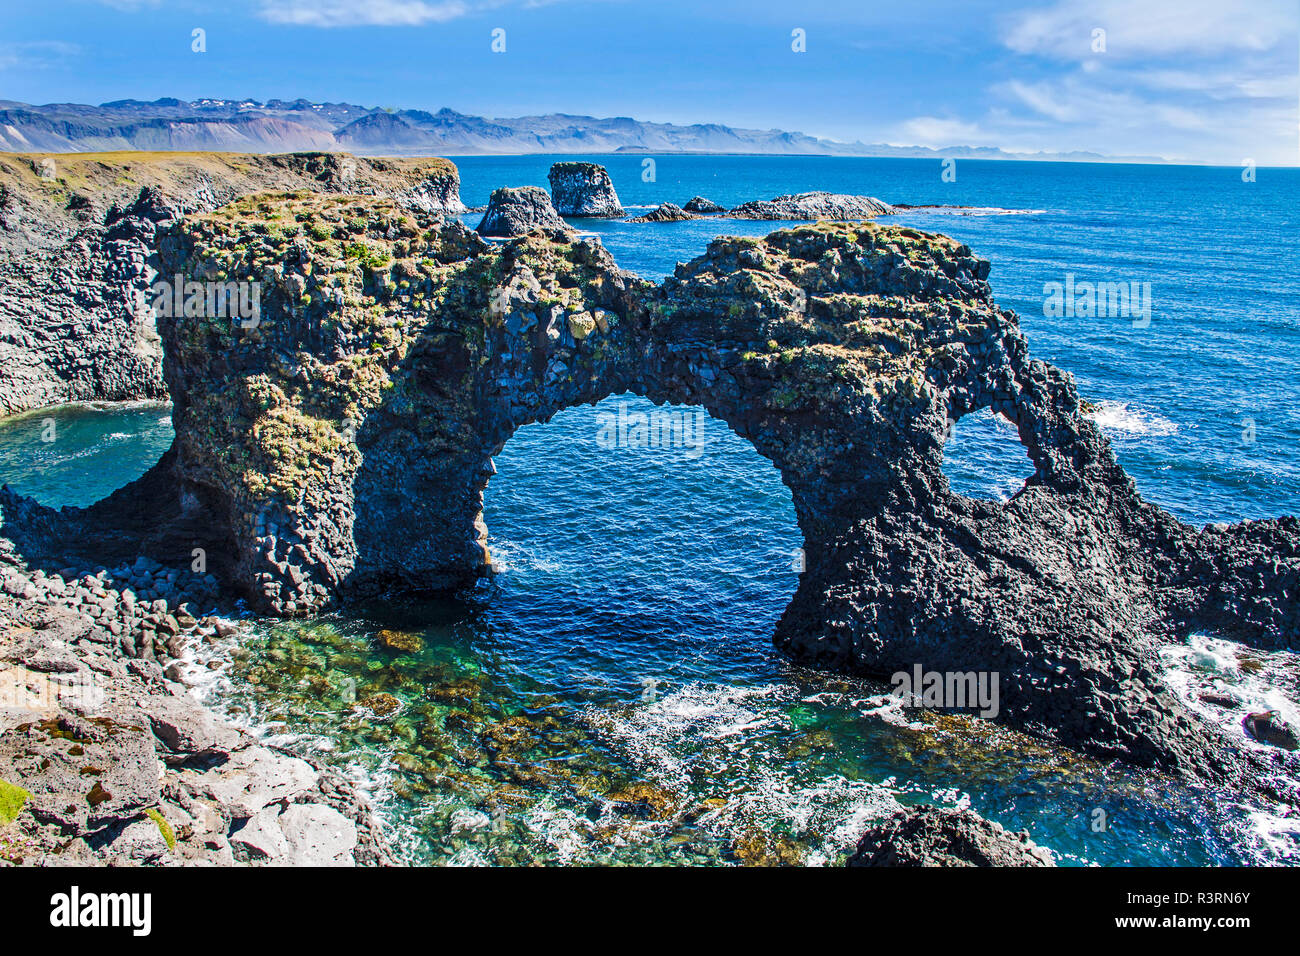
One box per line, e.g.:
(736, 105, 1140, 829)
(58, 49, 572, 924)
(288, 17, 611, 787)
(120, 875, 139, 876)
(485, 539, 566, 574)
(584, 682, 901, 864)
(175, 615, 410, 858)
(1086, 399, 1178, 438)
(1161, 632, 1300, 862)
(900, 206, 1046, 217)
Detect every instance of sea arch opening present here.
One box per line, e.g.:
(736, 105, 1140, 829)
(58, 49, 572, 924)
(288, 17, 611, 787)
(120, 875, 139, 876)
(940, 407, 1036, 503)
(0, 401, 174, 510)
(477, 392, 803, 679)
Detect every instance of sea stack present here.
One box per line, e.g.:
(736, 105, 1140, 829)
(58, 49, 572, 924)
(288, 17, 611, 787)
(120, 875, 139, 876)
(548, 161, 625, 217)
(476, 186, 568, 237)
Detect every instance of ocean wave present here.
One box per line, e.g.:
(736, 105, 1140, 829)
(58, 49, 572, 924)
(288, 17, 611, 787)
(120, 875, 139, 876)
(895, 205, 1047, 217)
(583, 682, 902, 864)
(1086, 399, 1179, 438)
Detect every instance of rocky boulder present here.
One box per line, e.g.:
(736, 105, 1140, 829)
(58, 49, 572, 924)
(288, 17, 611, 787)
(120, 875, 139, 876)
(726, 191, 894, 220)
(476, 186, 568, 237)
(847, 807, 1055, 867)
(1244, 710, 1299, 750)
(548, 161, 625, 217)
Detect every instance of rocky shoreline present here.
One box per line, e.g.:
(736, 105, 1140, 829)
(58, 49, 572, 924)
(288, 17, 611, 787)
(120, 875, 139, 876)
(0, 529, 392, 866)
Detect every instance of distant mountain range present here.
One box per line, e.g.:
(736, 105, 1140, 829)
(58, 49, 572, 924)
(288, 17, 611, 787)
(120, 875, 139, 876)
(0, 97, 1167, 163)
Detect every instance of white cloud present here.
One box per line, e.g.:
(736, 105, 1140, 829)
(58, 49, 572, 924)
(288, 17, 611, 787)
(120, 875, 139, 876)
(257, 0, 472, 27)
(1003, 0, 1296, 59)
(982, 0, 1300, 163)
(893, 116, 991, 148)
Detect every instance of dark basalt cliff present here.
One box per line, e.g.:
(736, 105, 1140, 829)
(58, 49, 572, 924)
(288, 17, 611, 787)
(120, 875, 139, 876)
(4, 190, 1297, 788)
(0, 151, 465, 416)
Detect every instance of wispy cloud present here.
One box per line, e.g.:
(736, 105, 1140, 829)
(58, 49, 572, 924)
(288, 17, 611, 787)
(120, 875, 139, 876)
(918, 0, 1300, 163)
(1002, 0, 1295, 58)
(893, 116, 991, 148)
(0, 40, 80, 72)
(257, 0, 472, 28)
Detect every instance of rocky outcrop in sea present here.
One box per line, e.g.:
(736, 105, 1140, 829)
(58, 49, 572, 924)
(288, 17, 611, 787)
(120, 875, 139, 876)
(547, 161, 625, 217)
(477, 186, 568, 237)
(2, 160, 1298, 868)
(847, 807, 1055, 867)
(725, 191, 894, 220)
(626, 202, 699, 223)
(0, 151, 466, 417)
(0, 190, 1284, 791)
(683, 196, 726, 214)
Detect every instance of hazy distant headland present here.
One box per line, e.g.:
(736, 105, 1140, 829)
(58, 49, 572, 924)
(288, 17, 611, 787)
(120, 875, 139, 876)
(0, 96, 1167, 163)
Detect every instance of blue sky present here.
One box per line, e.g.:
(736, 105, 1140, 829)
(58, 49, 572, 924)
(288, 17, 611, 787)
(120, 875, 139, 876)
(1, 0, 1297, 164)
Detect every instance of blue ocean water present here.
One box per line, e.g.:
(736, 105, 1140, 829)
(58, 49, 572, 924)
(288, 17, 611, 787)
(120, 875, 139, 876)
(2, 157, 1297, 865)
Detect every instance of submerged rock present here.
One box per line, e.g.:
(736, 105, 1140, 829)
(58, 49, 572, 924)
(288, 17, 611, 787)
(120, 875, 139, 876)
(726, 191, 894, 220)
(476, 186, 568, 238)
(1244, 710, 1299, 750)
(847, 807, 1055, 867)
(377, 628, 425, 653)
(682, 196, 726, 214)
(626, 202, 699, 223)
(357, 693, 402, 719)
(548, 161, 625, 217)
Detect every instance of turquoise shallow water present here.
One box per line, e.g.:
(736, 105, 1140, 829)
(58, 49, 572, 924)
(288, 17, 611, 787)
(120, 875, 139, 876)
(2, 157, 1297, 865)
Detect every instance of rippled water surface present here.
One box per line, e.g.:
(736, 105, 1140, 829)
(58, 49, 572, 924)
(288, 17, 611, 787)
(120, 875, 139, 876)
(3, 157, 1297, 865)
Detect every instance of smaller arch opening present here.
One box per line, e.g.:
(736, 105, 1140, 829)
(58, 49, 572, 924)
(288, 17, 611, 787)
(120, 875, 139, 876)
(941, 407, 1036, 503)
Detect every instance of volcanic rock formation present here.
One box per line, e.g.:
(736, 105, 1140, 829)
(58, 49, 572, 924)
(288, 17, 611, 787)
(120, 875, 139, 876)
(626, 202, 699, 223)
(547, 161, 625, 217)
(847, 807, 1055, 867)
(683, 196, 726, 214)
(726, 191, 894, 220)
(476, 186, 567, 237)
(5, 191, 1297, 787)
(0, 151, 466, 416)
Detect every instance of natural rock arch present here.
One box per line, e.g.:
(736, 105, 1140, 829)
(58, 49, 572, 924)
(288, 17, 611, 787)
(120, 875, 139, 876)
(6, 190, 1294, 784)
